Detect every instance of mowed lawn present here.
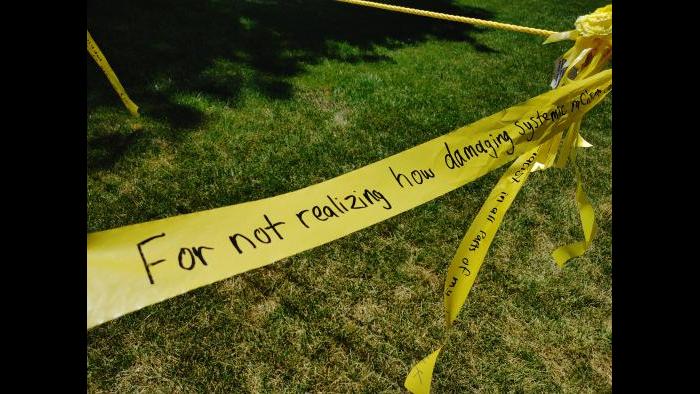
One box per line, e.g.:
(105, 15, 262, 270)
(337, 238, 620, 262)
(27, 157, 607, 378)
(87, 0, 612, 392)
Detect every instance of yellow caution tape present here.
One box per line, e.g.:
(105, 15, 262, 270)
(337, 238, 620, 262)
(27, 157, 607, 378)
(544, 5, 611, 266)
(87, 30, 139, 116)
(405, 6, 611, 392)
(551, 169, 597, 267)
(405, 144, 541, 393)
(87, 69, 611, 329)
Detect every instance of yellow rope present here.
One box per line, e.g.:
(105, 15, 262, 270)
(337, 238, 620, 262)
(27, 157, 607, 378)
(335, 0, 556, 37)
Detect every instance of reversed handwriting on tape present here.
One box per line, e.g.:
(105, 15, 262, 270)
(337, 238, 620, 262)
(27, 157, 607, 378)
(458, 258, 471, 276)
(510, 152, 538, 184)
(469, 230, 487, 252)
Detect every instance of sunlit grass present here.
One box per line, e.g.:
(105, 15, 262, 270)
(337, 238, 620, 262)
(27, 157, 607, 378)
(87, 0, 612, 391)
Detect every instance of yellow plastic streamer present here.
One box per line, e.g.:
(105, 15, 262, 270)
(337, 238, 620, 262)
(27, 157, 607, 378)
(406, 145, 541, 393)
(544, 5, 611, 266)
(405, 6, 611, 392)
(87, 70, 611, 329)
(87, 30, 139, 116)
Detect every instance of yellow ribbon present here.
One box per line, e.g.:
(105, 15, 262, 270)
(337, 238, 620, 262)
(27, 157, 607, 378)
(85, 6, 611, 390)
(405, 5, 612, 392)
(88, 70, 611, 329)
(545, 4, 611, 265)
(406, 144, 543, 393)
(87, 30, 139, 116)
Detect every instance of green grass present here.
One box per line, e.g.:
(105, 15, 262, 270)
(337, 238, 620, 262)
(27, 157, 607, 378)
(87, 0, 612, 392)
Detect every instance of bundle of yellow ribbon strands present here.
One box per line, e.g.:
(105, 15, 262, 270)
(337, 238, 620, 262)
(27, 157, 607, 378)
(404, 5, 612, 393)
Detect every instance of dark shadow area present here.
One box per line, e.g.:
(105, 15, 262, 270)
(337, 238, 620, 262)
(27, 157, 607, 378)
(87, 0, 496, 129)
(138, 90, 206, 131)
(87, 131, 141, 170)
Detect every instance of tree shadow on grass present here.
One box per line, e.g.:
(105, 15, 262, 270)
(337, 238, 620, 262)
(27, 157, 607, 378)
(87, 0, 496, 167)
(87, 132, 140, 170)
